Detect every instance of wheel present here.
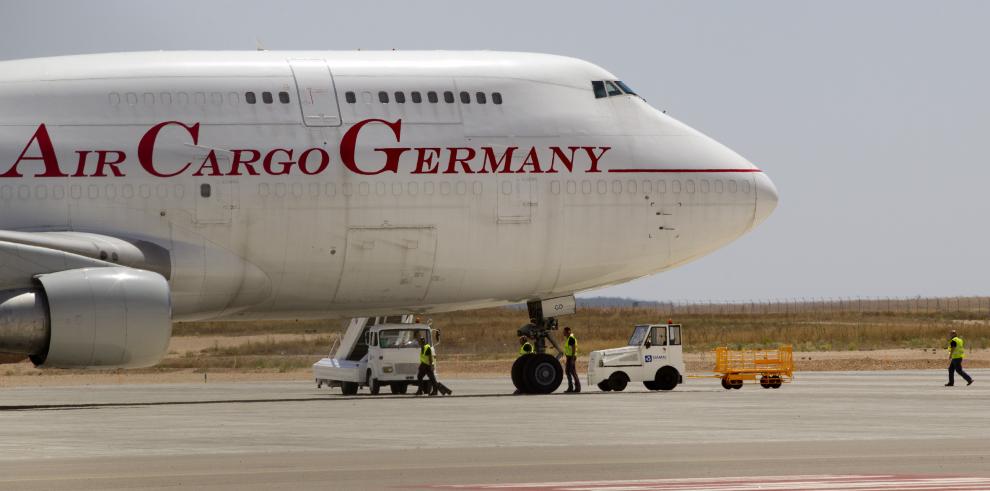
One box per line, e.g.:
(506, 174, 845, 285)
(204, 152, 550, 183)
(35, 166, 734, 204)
(511, 355, 531, 393)
(654, 366, 680, 391)
(599, 380, 614, 392)
(721, 376, 732, 390)
(317, 379, 323, 389)
(341, 381, 358, 395)
(771, 376, 782, 389)
(642, 381, 658, 391)
(390, 383, 408, 395)
(608, 372, 628, 392)
(760, 375, 771, 389)
(731, 379, 743, 389)
(523, 353, 563, 394)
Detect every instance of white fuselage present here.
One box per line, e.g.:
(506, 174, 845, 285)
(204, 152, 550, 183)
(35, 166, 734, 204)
(0, 51, 777, 322)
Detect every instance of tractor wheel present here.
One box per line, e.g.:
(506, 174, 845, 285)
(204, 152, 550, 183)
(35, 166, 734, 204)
(654, 366, 680, 391)
(608, 372, 629, 392)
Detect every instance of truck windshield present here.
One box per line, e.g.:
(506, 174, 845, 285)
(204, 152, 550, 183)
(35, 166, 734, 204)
(628, 326, 650, 346)
(379, 329, 429, 349)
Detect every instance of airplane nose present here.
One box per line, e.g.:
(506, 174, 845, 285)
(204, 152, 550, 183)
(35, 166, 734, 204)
(753, 172, 778, 228)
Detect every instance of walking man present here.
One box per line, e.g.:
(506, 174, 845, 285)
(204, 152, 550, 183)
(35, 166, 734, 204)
(415, 335, 439, 395)
(946, 330, 973, 387)
(563, 326, 580, 393)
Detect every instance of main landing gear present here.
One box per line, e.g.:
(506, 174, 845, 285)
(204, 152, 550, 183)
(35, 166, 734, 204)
(511, 300, 565, 394)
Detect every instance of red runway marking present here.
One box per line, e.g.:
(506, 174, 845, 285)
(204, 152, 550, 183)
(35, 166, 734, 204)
(419, 474, 990, 490)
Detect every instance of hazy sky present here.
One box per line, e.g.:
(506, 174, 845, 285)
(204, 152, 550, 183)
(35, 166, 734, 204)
(1, 1, 987, 302)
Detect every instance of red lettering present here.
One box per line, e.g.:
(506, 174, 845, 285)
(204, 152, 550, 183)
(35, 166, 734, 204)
(413, 148, 441, 174)
(1, 124, 66, 178)
(263, 149, 295, 175)
(91, 150, 126, 177)
(138, 121, 200, 178)
(478, 147, 516, 174)
(516, 147, 543, 173)
(583, 147, 610, 173)
(339, 119, 409, 175)
(547, 146, 580, 173)
(298, 148, 330, 175)
(192, 151, 223, 176)
(72, 151, 91, 177)
(443, 147, 476, 174)
(229, 149, 261, 176)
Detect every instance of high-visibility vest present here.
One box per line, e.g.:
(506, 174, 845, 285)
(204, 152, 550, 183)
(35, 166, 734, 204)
(564, 334, 577, 357)
(949, 337, 965, 359)
(519, 342, 533, 356)
(420, 344, 434, 365)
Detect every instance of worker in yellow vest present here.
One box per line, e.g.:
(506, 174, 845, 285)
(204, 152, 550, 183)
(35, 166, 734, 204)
(563, 326, 580, 393)
(518, 336, 534, 356)
(415, 335, 445, 396)
(946, 330, 974, 387)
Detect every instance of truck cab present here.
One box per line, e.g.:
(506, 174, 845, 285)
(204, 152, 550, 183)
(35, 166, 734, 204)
(587, 323, 684, 392)
(314, 316, 439, 395)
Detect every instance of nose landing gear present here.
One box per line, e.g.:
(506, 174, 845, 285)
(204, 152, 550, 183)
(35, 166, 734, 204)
(512, 300, 565, 394)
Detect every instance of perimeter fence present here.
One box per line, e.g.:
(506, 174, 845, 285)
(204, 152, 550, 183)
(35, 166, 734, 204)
(620, 296, 990, 317)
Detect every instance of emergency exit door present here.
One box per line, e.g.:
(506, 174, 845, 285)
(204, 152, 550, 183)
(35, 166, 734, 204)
(288, 59, 342, 126)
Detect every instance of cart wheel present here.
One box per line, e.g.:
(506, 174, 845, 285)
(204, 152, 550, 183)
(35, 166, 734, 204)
(771, 376, 782, 389)
(654, 366, 680, 391)
(341, 381, 359, 395)
(598, 380, 613, 392)
(760, 375, 771, 389)
(390, 383, 409, 394)
(608, 372, 629, 392)
(721, 377, 733, 390)
(731, 379, 743, 389)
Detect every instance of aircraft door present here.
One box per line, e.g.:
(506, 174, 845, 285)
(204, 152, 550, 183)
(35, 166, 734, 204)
(497, 176, 535, 224)
(288, 59, 342, 127)
(195, 178, 239, 225)
(334, 227, 438, 304)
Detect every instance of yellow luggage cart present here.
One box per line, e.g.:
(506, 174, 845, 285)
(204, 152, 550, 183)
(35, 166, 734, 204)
(714, 345, 793, 389)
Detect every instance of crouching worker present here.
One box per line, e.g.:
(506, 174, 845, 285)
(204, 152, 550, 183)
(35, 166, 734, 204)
(416, 335, 452, 396)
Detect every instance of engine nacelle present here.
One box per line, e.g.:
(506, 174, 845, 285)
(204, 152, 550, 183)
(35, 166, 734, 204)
(0, 267, 171, 368)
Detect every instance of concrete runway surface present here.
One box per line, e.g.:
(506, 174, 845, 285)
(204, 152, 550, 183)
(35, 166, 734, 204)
(1, 370, 989, 490)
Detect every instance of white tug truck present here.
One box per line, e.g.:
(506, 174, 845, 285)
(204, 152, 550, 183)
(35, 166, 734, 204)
(313, 315, 439, 395)
(588, 323, 685, 392)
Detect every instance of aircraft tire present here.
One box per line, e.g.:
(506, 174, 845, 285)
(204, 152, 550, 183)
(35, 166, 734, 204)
(523, 353, 563, 394)
(511, 355, 531, 393)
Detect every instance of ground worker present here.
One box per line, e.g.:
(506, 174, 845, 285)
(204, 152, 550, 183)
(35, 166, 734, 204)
(415, 335, 439, 395)
(518, 336, 534, 356)
(563, 326, 580, 393)
(946, 330, 974, 387)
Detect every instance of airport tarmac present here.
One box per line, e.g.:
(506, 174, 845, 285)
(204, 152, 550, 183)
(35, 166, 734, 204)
(1, 370, 989, 490)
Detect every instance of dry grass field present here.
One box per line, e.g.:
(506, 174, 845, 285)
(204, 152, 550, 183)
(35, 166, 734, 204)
(2, 303, 988, 385)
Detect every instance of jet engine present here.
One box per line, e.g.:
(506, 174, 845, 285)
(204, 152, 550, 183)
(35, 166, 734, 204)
(0, 267, 171, 368)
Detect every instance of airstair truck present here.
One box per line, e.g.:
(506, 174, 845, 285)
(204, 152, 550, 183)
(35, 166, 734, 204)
(314, 316, 439, 395)
(588, 322, 685, 392)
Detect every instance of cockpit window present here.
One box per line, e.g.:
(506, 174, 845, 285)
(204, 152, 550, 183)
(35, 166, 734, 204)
(604, 81, 622, 96)
(592, 81, 607, 99)
(615, 81, 636, 96)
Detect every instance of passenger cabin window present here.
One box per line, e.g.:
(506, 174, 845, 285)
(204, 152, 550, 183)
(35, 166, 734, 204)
(200, 183, 211, 198)
(443, 91, 455, 103)
(476, 92, 487, 104)
(411, 91, 422, 103)
(345, 91, 356, 103)
(592, 81, 607, 99)
(492, 92, 503, 105)
(394, 91, 406, 103)
(459, 91, 470, 104)
(378, 91, 389, 103)
(262, 91, 273, 104)
(245, 92, 256, 104)
(427, 91, 438, 103)
(278, 91, 290, 103)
